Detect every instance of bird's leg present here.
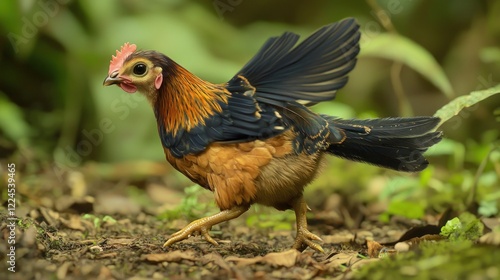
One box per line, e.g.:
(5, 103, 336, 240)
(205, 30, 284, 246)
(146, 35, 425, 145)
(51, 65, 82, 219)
(163, 205, 249, 247)
(291, 195, 324, 253)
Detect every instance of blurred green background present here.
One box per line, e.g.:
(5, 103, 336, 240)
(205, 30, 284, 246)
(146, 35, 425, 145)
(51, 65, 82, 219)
(1, 0, 499, 216)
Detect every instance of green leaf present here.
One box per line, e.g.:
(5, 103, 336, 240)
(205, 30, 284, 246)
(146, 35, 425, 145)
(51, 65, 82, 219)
(440, 217, 461, 238)
(440, 212, 484, 242)
(361, 33, 453, 98)
(385, 200, 425, 219)
(434, 84, 500, 127)
(478, 200, 498, 217)
(0, 92, 31, 141)
(479, 47, 500, 63)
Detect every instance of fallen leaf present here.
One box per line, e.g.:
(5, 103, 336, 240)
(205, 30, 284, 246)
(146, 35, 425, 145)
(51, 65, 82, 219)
(226, 249, 299, 267)
(383, 225, 441, 246)
(39, 207, 60, 226)
(322, 252, 358, 269)
(367, 240, 383, 258)
(54, 193, 94, 213)
(56, 262, 71, 280)
(201, 253, 231, 271)
(323, 232, 355, 244)
(143, 250, 198, 263)
(60, 214, 85, 231)
(404, 234, 442, 248)
(350, 258, 380, 270)
(479, 231, 500, 245)
(107, 238, 134, 246)
(481, 217, 500, 231)
(98, 266, 113, 279)
(97, 252, 118, 259)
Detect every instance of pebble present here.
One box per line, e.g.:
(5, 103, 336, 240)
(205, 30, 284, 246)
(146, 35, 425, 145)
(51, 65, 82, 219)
(355, 230, 374, 244)
(395, 242, 410, 252)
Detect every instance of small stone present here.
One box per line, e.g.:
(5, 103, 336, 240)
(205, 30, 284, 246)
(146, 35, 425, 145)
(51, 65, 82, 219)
(89, 245, 103, 254)
(395, 242, 410, 252)
(355, 230, 374, 244)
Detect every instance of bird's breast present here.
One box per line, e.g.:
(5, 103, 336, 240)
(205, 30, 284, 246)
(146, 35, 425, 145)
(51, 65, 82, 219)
(163, 130, 324, 210)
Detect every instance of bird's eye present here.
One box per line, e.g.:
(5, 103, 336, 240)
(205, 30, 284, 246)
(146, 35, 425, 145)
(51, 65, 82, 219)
(133, 63, 147, 76)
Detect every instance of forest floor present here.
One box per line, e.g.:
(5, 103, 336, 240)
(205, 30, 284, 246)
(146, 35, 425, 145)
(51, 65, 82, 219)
(1, 160, 499, 279)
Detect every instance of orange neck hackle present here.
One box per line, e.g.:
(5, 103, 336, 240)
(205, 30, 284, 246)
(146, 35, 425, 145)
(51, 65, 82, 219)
(156, 62, 228, 134)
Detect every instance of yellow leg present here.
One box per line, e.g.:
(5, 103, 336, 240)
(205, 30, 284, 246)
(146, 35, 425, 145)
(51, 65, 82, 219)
(163, 205, 249, 247)
(291, 196, 324, 253)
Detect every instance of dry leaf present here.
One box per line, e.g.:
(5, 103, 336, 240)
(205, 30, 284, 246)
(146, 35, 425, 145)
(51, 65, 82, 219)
(60, 214, 85, 231)
(323, 252, 358, 269)
(350, 258, 380, 270)
(97, 252, 118, 259)
(481, 217, 500, 231)
(201, 253, 232, 271)
(367, 240, 383, 258)
(39, 207, 60, 226)
(143, 250, 197, 263)
(107, 238, 134, 246)
(479, 231, 500, 245)
(226, 249, 299, 267)
(323, 232, 355, 244)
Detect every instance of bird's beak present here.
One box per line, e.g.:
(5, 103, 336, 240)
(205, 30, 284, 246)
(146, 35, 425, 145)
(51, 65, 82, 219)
(103, 71, 122, 86)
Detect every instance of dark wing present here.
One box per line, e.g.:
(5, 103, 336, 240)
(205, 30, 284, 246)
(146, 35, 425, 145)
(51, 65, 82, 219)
(161, 18, 360, 158)
(159, 79, 286, 158)
(229, 18, 360, 107)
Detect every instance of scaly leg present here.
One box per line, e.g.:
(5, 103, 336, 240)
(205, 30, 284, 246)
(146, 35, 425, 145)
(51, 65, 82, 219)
(291, 195, 324, 252)
(163, 205, 249, 247)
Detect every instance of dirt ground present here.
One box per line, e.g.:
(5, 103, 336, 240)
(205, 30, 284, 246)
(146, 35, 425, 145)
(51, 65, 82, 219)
(0, 160, 498, 279)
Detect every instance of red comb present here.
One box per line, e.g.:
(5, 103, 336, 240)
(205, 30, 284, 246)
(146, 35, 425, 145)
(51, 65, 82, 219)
(108, 42, 137, 75)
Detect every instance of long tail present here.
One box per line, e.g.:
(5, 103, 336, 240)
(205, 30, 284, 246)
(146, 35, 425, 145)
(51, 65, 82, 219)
(325, 116, 442, 172)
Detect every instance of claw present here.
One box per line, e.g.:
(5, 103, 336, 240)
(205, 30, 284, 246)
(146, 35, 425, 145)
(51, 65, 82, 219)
(200, 227, 218, 246)
(291, 196, 324, 253)
(293, 229, 324, 253)
(163, 222, 216, 247)
(162, 206, 249, 248)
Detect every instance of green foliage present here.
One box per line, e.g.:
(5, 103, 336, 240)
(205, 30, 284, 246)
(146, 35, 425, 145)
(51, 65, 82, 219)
(245, 207, 294, 231)
(361, 33, 454, 98)
(379, 201, 425, 222)
(379, 84, 500, 220)
(157, 185, 214, 221)
(434, 84, 500, 127)
(82, 214, 117, 229)
(354, 240, 499, 280)
(126, 185, 154, 208)
(440, 212, 484, 242)
(0, 92, 30, 143)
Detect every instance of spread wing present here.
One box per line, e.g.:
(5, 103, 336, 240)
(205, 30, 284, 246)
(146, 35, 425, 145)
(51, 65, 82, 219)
(229, 18, 360, 107)
(160, 18, 360, 158)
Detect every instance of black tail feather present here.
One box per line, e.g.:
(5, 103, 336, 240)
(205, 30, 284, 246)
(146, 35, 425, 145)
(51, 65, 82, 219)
(325, 116, 442, 172)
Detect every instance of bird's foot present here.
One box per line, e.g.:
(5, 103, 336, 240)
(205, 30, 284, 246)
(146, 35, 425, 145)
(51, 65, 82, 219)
(291, 196, 324, 253)
(163, 218, 218, 247)
(292, 228, 324, 253)
(162, 206, 249, 248)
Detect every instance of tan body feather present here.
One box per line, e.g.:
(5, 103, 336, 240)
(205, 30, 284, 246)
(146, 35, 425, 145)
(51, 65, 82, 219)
(165, 130, 323, 210)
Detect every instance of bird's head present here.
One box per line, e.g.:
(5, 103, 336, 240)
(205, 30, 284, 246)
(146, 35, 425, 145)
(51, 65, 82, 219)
(104, 42, 219, 129)
(103, 43, 165, 101)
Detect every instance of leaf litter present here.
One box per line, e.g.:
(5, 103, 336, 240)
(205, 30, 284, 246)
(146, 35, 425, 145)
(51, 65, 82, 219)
(1, 161, 498, 279)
